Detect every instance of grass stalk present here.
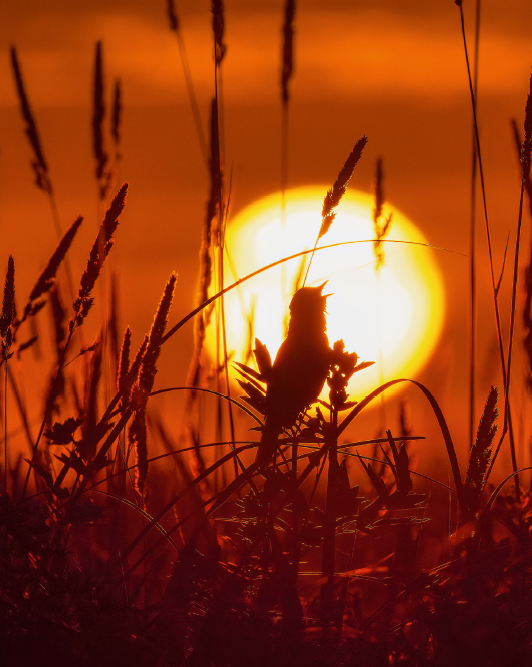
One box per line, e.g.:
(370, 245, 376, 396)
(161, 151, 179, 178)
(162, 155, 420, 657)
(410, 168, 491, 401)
(468, 0, 481, 450)
(456, 0, 518, 488)
(3, 362, 6, 493)
(22, 186, 128, 497)
(280, 0, 295, 299)
(166, 0, 208, 163)
(320, 404, 339, 625)
(218, 182, 242, 480)
(10, 46, 77, 303)
(162, 237, 453, 346)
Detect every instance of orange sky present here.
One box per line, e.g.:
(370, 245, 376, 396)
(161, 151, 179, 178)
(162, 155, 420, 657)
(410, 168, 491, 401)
(1, 0, 532, 475)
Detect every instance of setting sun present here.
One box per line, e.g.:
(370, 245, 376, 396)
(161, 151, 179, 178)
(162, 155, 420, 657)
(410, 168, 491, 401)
(208, 186, 445, 401)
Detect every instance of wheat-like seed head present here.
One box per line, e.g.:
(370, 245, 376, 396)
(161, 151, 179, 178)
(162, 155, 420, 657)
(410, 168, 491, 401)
(319, 136, 368, 240)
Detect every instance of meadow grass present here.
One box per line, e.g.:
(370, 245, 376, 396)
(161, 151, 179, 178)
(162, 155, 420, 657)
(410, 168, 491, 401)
(1, 2, 532, 666)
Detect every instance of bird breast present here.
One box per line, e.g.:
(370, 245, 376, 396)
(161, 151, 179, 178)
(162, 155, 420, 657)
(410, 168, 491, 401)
(265, 329, 331, 427)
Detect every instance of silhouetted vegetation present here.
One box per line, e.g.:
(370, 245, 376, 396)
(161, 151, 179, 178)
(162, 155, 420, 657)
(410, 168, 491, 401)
(2, 2, 532, 666)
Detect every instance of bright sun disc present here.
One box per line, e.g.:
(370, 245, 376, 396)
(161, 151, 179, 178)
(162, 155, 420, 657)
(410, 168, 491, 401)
(208, 187, 445, 402)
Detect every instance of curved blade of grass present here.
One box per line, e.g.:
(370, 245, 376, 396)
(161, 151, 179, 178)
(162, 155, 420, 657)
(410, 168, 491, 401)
(162, 238, 463, 345)
(338, 378, 463, 499)
(118, 442, 256, 563)
(151, 385, 263, 426)
(85, 440, 259, 492)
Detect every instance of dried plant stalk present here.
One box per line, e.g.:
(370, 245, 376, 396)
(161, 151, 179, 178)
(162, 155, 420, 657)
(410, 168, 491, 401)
(182, 101, 222, 477)
(304, 137, 367, 284)
(166, 0, 207, 162)
(166, 0, 179, 31)
(129, 334, 148, 382)
(93, 41, 110, 200)
(493, 71, 532, 486)
(320, 136, 368, 239)
(117, 326, 132, 395)
(135, 272, 177, 409)
(129, 273, 177, 504)
(515, 119, 532, 395)
(110, 78, 122, 169)
(79, 341, 102, 462)
(455, 2, 518, 488)
(207, 98, 222, 250)
(130, 406, 148, 502)
(211, 0, 226, 65)
(243, 296, 256, 366)
(70, 184, 128, 332)
(512, 118, 532, 208)
(0, 257, 16, 341)
(523, 73, 532, 182)
(108, 274, 120, 378)
(119, 332, 148, 413)
(1, 256, 15, 490)
(23, 216, 83, 320)
(281, 0, 295, 105)
(187, 101, 220, 391)
(10, 47, 52, 195)
(372, 157, 392, 270)
(49, 285, 66, 357)
(462, 386, 498, 522)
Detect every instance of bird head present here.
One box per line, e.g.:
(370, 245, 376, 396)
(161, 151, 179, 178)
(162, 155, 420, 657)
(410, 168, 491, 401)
(289, 282, 330, 319)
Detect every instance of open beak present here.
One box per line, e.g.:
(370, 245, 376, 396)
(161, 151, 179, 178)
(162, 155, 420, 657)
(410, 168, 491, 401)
(317, 280, 333, 298)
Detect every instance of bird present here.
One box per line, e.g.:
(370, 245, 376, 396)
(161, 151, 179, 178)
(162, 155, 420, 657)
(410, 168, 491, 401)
(255, 282, 332, 467)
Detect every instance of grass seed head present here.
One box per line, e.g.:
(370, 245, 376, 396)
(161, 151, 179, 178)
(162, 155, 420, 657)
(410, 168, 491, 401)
(92, 41, 110, 199)
(71, 183, 128, 331)
(10, 46, 52, 194)
(111, 79, 122, 147)
(522, 71, 532, 180)
(166, 0, 179, 32)
(28, 216, 83, 306)
(281, 0, 296, 105)
(462, 386, 499, 521)
(211, 0, 226, 65)
(129, 406, 148, 504)
(135, 273, 177, 411)
(319, 136, 368, 239)
(372, 157, 392, 270)
(0, 256, 16, 340)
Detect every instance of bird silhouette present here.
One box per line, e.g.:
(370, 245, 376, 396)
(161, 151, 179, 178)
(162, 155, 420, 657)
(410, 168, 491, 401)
(256, 282, 332, 467)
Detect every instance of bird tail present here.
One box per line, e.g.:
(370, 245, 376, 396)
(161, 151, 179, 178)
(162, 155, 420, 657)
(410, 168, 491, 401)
(255, 417, 282, 468)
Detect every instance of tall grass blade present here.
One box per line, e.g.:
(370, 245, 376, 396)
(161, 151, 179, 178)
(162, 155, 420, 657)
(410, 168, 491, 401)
(455, 1, 518, 489)
(167, 0, 208, 162)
